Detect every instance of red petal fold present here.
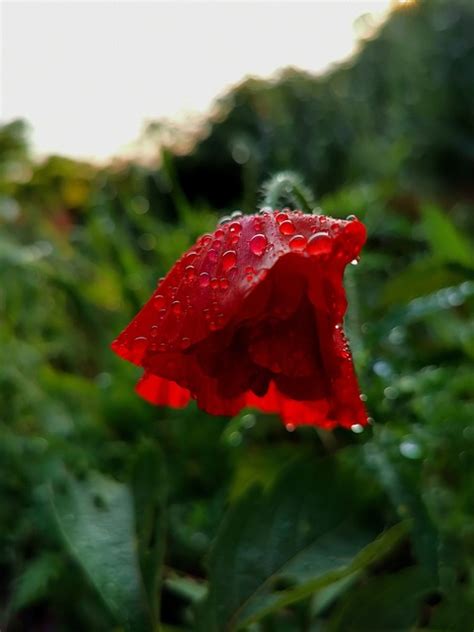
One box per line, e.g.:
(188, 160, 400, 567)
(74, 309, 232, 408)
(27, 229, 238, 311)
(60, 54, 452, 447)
(112, 210, 368, 429)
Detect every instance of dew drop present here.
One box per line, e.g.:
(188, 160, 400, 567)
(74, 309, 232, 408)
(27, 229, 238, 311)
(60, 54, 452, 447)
(222, 250, 237, 271)
(210, 277, 219, 290)
(184, 265, 197, 281)
(133, 336, 148, 349)
(219, 277, 229, 290)
(212, 239, 222, 250)
(286, 423, 296, 432)
(230, 234, 240, 245)
(208, 249, 218, 263)
(201, 234, 212, 246)
(259, 206, 272, 215)
(171, 300, 182, 315)
(289, 234, 307, 251)
(279, 220, 295, 235)
(158, 342, 167, 353)
(351, 258, 359, 266)
(153, 294, 166, 310)
(229, 221, 242, 234)
(351, 424, 364, 434)
(346, 214, 357, 221)
(275, 212, 288, 224)
(249, 233, 267, 256)
(218, 215, 231, 225)
(150, 325, 159, 338)
(214, 228, 225, 239)
(184, 251, 197, 264)
(231, 210, 243, 219)
(180, 336, 191, 350)
(199, 272, 210, 287)
(306, 232, 332, 255)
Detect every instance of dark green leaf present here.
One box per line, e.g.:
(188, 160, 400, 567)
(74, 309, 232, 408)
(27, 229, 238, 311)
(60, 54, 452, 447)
(201, 458, 404, 630)
(50, 472, 152, 632)
(422, 205, 474, 268)
(132, 442, 167, 625)
(328, 567, 434, 631)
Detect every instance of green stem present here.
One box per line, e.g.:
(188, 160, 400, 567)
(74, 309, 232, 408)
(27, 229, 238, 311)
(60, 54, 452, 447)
(261, 171, 317, 213)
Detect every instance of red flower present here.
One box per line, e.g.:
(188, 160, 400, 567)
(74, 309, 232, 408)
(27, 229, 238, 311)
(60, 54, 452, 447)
(112, 209, 368, 430)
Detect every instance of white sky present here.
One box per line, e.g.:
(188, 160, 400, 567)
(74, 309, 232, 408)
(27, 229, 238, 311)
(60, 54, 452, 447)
(0, 1, 393, 161)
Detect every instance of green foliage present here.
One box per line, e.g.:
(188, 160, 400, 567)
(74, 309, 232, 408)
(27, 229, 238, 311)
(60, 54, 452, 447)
(1, 0, 474, 630)
(51, 472, 154, 631)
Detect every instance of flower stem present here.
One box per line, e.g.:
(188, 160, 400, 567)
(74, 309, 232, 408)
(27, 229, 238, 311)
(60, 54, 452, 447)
(261, 171, 317, 213)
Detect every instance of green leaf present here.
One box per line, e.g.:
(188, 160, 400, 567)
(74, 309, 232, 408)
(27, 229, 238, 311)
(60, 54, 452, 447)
(50, 472, 152, 632)
(364, 436, 439, 581)
(200, 458, 405, 631)
(327, 567, 434, 631)
(422, 205, 474, 268)
(131, 442, 167, 625)
(11, 552, 63, 612)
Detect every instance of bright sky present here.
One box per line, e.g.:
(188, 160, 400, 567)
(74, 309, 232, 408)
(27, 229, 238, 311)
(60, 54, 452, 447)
(1, 1, 393, 161)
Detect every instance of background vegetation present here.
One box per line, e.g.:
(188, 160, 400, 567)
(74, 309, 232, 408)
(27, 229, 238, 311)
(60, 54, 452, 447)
(1, 0, 473, 629)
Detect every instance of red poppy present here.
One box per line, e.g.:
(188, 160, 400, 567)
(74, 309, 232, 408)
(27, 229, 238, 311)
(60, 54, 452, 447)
(111, 209, 368, 430)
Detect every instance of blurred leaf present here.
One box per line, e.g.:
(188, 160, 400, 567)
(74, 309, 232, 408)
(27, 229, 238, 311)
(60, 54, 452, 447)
(164, 576, 207, 603)
(381, 257, 466, 306)
(327, 567, 434, 631)
(429, 588, 474, 631)
(200, 458, 405, 630)
(50, 472, 152, 632)
(132, 442, 167, 624)
(422, 205, 474, 268)
(364, 435, 439, 581)
(10, 552, 63, 612)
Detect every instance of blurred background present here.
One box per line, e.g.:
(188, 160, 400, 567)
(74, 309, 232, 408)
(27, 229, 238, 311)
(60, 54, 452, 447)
(1, 0, 473, 630)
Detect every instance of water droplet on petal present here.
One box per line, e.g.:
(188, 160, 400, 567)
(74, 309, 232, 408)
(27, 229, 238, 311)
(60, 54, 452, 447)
(306, 232, 332, 255)
(215, 228, 225, 239)
(133, 336, 148, 349)
(212, 239, 222, 250)
(219, 277, 229, 290)
(230, 234, 240, 245)
(346, 214, 357, 221)
(286, 423, 295, 432)
(201, 234, 212, 246)
(180, 336, 191, 350)
(249, 233, 267, 256)
(351, 258, 359, 266)
(153, 294, 166, 309)
(208, 249, 218, 263)
(150, 325, 159, 338)
(158, 342, 167, 353)
(275, 212, 288, 224)
(229, 221, 242, 234)
(210, 277, 219, 290)
(351, 424, 364, 434)
(231, 210, 243, 218)
(184, 265, 196, 281)
(218, 215, 231, 225)
(259, 206, 272, 215)
(199, 272, 210, 287)
(222, 250, 237, 272)
(289, 234, 307, 251)
(279, 220, 295, 235)
(171, 300, 182, 315)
